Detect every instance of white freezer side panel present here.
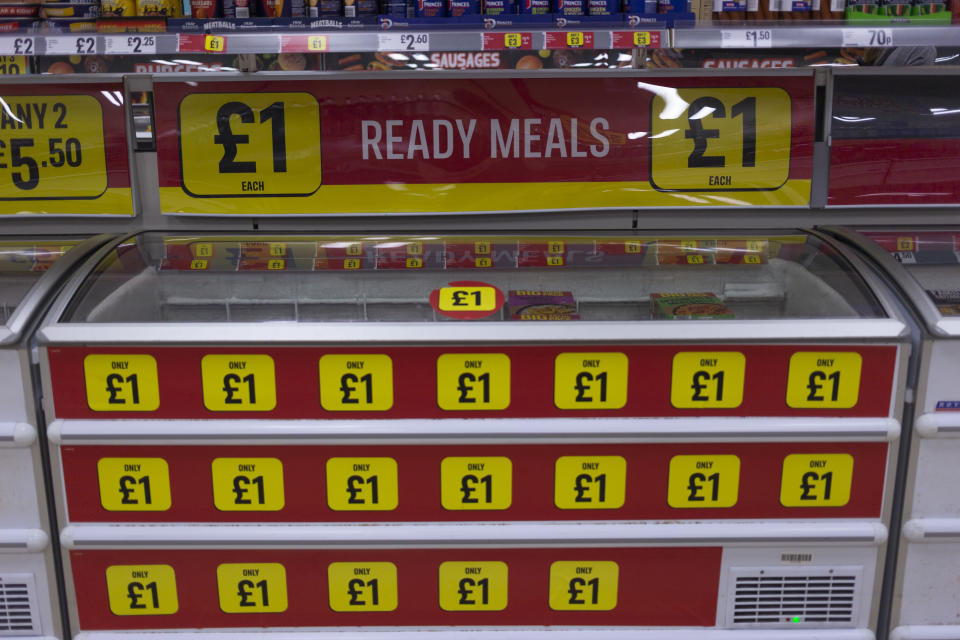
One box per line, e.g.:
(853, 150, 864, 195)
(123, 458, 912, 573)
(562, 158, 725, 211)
(0, 551, 59, 638)
(0, 350, 28, 424)
(0, 449, 42, 528)
(920, 342, 960, 414)
(909, 440, 960, 518)
(898, 541, 960, 625)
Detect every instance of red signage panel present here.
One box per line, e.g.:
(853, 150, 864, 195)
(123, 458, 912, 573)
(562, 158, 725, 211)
(154, 73, 815, 215)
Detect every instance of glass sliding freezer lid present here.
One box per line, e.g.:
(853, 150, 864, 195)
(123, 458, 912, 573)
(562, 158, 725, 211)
(0, 239, 80, 325)
(858, 228, 960, 319)
(60, 232, 886, 323)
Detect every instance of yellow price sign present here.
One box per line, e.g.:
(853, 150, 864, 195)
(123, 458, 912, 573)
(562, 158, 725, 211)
(896, 237, 915, 251)
(441, 457, 512, 510)
(217, 563, 288, 613)
(437, 353, 510, 411)
(328, 562, 398, 612)
(650, 88, 791, 192)
(633, 31, 652, 46)
(667, 455, 740, 508)
(476, 257, 492, 267)
(308, 35, 328, 51)
(438, 286, 498, 312)
(406, 257, 423, 268)
(548, 561, 618, 611)
(503, 33, 522, 48)
(625, 241, 643, 254)
(189, 259, 208, 270)
(193, 242, 214, 257)
(212, 458, 285, 511)
(319, 354, 394, 411)
(344, 258, 361, 269)
(326, 457, 398, 511)
(0, 57, 27, 75)
(566, 32, 584, 47)
(554, 352, 628, 410)
(83, 354, 160, 412)
(204, 35, 226, 52)
(670, 352, 745, 409)
(554, 456, 626, 510)
(780, 453, 853, 507)
(106, 565, 178, 615)
(179, 92, 321, 198)
(785, 352, 862, 409)
(201, 354, 277, 411)
(97, 458, 171, 512)
(0, 96, 108, 200)
(439, 561, 508, 611)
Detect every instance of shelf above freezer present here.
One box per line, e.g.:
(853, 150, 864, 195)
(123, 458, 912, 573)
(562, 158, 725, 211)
(49, 232, 890, 326)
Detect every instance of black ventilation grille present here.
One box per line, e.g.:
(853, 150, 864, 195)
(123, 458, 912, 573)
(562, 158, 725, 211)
(0, 575, 37, 635)
(732, 570, 857, 625)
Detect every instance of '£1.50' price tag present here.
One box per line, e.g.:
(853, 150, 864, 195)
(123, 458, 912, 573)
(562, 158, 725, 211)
(178, 93, 321, 198)
(721, 29, 773, 48)
(0, 96, 109, 200)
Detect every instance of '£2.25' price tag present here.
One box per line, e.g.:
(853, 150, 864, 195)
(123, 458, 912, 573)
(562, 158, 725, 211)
(0, 96, 108, 200)
(104, 35, 157, 55)
(178, 92, 321, 198)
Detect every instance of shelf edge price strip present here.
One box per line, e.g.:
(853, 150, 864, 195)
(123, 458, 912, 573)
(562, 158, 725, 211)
(280, 34, 329, 52)
(0, 36, 34, 56)
(720, 28, 773, 48)
(841, 28, 893, 47)
(44, 36, 98, 56)
(481, 32, 532, 50)
(378, 32, 430, 51)
(104, 34, 158, 55)
(544, 31, 595, 49)
(611, 31, 661, 48)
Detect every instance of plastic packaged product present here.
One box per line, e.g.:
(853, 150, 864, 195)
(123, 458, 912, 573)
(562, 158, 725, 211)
(343, 0, 375, 15)
(483, 0, 515, 14)
(100, 0, 137, 16)
(138, 0, 181, 14)
(380, 0, 409, 14)
(518, 0, 550, 12)
(188, 0, 221, 17)
(41, 3, 97, 17)
(259, 0, 305, 16)
(449, 0, 478, 14)
(413, 0, 446, 15)
(222, 0, 250, 16)
(650, 292, 734, 320)
(0, 4, 39, 17)
(556, 0, 585, 12)
(508, 290, 579, 321)
(588, 0, 618, 14)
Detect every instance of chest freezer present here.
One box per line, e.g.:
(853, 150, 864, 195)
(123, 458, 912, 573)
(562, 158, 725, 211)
(828, 227, 960, 640)
(37, 231, 910, 640)
(0, 235, 112, 640)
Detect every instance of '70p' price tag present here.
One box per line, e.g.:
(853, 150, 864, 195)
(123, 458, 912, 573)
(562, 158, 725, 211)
(104, 35, 157, 54)
(841, 28, 893, 46)
(0, 37, 34, 56)
(378, 32, 430, 51)
(721, 29, 773, 48)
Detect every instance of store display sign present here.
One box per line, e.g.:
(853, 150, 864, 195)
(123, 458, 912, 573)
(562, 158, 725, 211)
(155, 73, 815, 215)
(0, 81, 133, 216)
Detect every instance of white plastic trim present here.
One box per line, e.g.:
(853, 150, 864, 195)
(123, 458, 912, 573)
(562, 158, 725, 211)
(915, 413, 960, 438)
(0, 528, 49, 552)
(73, 631, 877, 640)
(891, 626, 960, 640)
(0, 422, 36, 447)
(47, 417, 901, 445)
(902, 518, 960, 542)
(60, 521, 887, 549)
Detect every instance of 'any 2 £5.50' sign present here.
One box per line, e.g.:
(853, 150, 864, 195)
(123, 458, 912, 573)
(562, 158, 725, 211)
(0, 86, 133, 215)
(158, 76, 812, 215)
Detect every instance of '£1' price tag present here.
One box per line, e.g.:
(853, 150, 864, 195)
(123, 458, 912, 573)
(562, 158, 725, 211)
(204, 35, 226, 52)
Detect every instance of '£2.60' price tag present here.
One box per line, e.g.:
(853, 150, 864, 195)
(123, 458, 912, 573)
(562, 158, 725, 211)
(378, 32, 430, 51)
